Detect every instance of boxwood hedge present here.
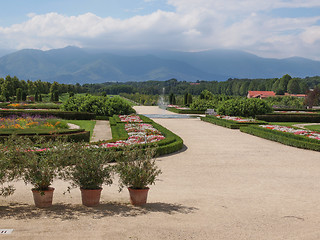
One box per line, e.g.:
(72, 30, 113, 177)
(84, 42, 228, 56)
(256, 113, 320, 123)
(240, 125, 320, 151)
(201, 115, 266, 129)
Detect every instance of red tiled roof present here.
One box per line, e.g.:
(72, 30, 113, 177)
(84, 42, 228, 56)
(247, 91, 276, 98)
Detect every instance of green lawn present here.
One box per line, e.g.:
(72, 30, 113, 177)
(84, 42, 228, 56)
(63, 120, 96, 139)
(304, 125, 320, 132)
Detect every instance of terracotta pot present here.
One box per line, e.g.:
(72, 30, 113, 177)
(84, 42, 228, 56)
(32, 187, 55, 208)
(128, 187, 149, 205)
(80, 188, 102, 207)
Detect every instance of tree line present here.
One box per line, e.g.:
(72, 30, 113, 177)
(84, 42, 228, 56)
(0, 75, 86, 101)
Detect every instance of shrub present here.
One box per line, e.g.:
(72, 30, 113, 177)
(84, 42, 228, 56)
(62, 95, 135, 116)
(217, 98, 272, 117)
(190, 99, 217, 111)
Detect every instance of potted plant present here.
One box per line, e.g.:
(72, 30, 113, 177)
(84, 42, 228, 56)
(115, 145, 162, 205)
(2, 135, 61, 208)
(59, 143, 114, 207)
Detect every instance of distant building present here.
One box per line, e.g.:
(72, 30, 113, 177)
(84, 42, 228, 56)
(190, 83, 200, 85)
(247, 91, 307, 99)
(247, 91, 276, 99)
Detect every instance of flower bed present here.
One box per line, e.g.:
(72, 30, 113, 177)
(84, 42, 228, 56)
(0, 115, 67, 130)
(119, 114, 143, 123)
(98, 121, 165, 148)
(260, 125, 320, 141)
(216, 115, 257, 123)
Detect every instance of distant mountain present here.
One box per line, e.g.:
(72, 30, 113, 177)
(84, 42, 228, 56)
(0, 46, 320, 84)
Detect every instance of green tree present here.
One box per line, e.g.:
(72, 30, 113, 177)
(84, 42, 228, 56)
(16, 88, 23, 102)
(287, 79, 301, 94)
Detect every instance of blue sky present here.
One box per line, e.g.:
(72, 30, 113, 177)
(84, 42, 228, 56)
(0, 0, 320, 60)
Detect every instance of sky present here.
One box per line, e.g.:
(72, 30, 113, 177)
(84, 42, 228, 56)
(0, 0, 320, 60)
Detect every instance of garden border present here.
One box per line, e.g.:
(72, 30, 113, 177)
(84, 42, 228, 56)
(200, 115, 266, 129)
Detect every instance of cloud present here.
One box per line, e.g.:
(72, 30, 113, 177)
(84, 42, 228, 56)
(0, 0, 320, 59)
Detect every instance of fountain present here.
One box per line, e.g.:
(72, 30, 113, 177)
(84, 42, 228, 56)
(158, 87, 168, 110)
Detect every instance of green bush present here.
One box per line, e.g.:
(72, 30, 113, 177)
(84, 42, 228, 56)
(217, 98, 272, 117)
(190, 99, 217, 111)
(62, 95, 135, 116)
(240, 125, 320, 151)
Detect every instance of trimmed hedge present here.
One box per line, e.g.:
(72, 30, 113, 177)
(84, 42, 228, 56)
(167, 107, 205, 114)
(201, 115, 266, 129)
(0, 129, 90, 143)
(240, 125, 320, 151)
(256, 113, 320, 123)
(0, 110, 96, 120)
(100, 115, 183, 156)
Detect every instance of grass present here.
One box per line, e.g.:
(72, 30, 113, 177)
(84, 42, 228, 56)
(63, 120, 96, 139)
(304, 125, 320, 132)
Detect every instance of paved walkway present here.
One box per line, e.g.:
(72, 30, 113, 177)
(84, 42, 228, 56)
(1, 106, 320, 240)
(91, 120, 112, 142)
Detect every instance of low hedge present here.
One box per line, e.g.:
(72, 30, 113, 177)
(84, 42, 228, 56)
(240, 125, 320, 151)
(99, 115, 183, 156)
(0, 110, 96, 120)
(201, 115, 266, 129)
(167, 107, 205, 114)
(256, 113, 320, 123)
(0, 129, 90, 143)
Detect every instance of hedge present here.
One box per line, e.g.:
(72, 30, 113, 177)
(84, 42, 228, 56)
(0, 110, 96, 120)
(98, 115, 183, 156)
(240, 125, 320, 151)
(256, 113, 320, 123)
(0, 129, 90, 143)
(167, 107, 205, 114)
(201, 115, 266, 129)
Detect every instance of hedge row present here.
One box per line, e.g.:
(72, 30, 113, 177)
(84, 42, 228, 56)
(0, 129, 90, 143)
(200, 115, 266, 129)
(256, 113, 320, 123)
(167, 107, 205, 114)
(103, 115, 183, 156)
(0, 110, 96, 120)
(240, 125, 320, 151)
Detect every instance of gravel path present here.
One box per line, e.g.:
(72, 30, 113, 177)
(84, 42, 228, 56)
(91, 120, 112, 142)
(1, 106, 320, 240)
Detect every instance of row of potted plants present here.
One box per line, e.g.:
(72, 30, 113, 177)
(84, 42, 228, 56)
(0, 136, 162, 207)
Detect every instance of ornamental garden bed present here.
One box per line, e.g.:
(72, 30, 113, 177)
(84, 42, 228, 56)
(94, 114, 183, 156)
(201, 115, 266, 129)
(240, 124, 320, 151)
(0, 115, 90, 142)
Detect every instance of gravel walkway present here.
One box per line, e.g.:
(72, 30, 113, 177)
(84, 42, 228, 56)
(91, 120, 112, 142)
(0, 106, 320, 240)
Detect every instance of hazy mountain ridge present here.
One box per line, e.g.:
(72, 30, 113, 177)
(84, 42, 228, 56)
(0, 46, 319, 84)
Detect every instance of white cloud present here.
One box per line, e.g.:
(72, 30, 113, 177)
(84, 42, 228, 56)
(0, 0, 320, 59)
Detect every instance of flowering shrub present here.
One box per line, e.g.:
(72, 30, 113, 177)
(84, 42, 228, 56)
(260, 125, 320, 140)
(216, 115, 257, 123)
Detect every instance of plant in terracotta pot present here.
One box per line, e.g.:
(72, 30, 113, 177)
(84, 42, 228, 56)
(2, 135, 62, 208)
(59, 143, 115, 207)
(115, 145, 162, 205)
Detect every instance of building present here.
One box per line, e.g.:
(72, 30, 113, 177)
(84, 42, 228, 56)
(247, 91, 276, 99)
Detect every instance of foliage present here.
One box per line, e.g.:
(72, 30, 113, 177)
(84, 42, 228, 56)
(1, 136, 66, 191)
(265, 96, 305, 109)
(120, 93, 159, 106)
(59, 144, 115, 190)
(217, 98, 273, 117)
(305, 87, 320, 108)
(62, 95, 135, 116)
(190, 99, 217, 111)
(115, 145, 162, 190)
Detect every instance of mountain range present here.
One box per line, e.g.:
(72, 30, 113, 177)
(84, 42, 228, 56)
(0, 46, 320, 84)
